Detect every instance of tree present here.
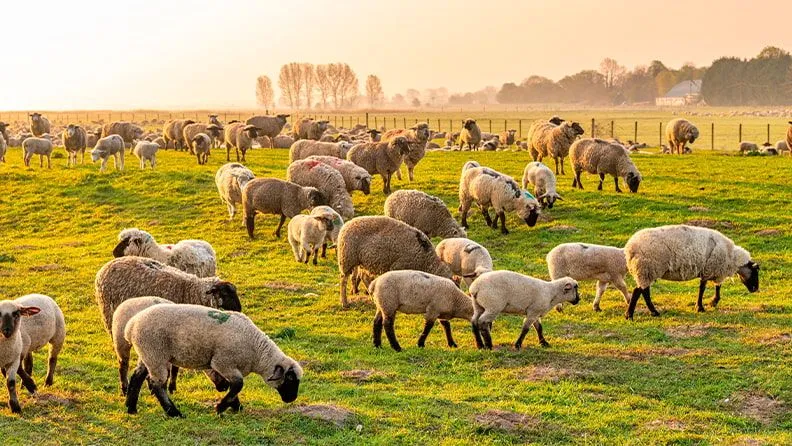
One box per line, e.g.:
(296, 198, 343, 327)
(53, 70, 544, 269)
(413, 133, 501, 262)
(322, 63, 359, 109)
(647, 60, 668, 78)
(411, 97, 421, 108)
(655, 70, 678, 96)
(301, 63, 315, 109)
(365, 75, 385, 108)
(278, 62, 305, 109)
(255, 75, 274, 109)
(391, 93, 406, 107)
(315, 64, 332, 109)
(757, 46, 789, 59)
(599, 58, 626, 89)
(558, 70, 608, 104)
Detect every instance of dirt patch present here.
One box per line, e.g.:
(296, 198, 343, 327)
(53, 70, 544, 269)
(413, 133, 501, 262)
(733, 392, 786, 425)
(474, 410, 540, 432)
(609, 347, 693, 361)
(340, 370, 378, 382)
(13, 245, 37, 251)
(688, 206, 709, 212)
(756, 332, 792, 345)
(60, 241, 85, 248)
(227, 248, 248, 258)
(665, 323, 717, 339)
(686, 219, 736, 229)
(755, 228, 782, 237)
(517, 365, 587, 383)
(262, 281, 303, 291)
(35, 393, 78, 407)
(146, 220, 160, 226)
(29, 264, 70, 272)
(292, 404, 355, 427)
(537, 214, 555, 223)
(646, 418, 686, 431)
(547, 225, 578, 232)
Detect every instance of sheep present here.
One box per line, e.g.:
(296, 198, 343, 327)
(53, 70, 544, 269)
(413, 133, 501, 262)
(289, 140, 353, 163)
(192, 133, 212, 165)
(245, 114, 290, 148)
(500, 129, 517, 146)
(381, 123, 430, 181)
(459, 119, 482, 150)
(310, 205, 343, 258)
(435, 238, 493, 287)
(28, 113, 50, 137)
(481, 139, 499, 151)
(384, 189, 467, 238)
(346, 137, 411, 194)
(102, 121, 144, 147)
(91, 134, 125, 172)
(287, 213, 335, 265)
(666, 118, 699, 155)
(623, 224, 759, 320)
(0, 300, 40, 413)
(183, 123, 223, 152)
(0, 121, 9, 145)
(529, 121, 585, 175)
(132, 141, 159, 169)
(303, 155, 371, 195)
(458, 166, 541, 234)
(163, 119, 196, 151)
(787, 121, 792, 155)
(738, 141, 759, 154)
(223, 122, 258, 162)
(295, 118, 329, 140)
(469, 271, 580, 350)
(461, 160, 480, 173)
(546, 243, 629, 312)
(287, 159, 354, 217)
(124, 303, 303, 417)
(0, 134, 6, 163)
(86, 129, 101, 148)
(367, 129, 382, 142)
(22, 136, 53, 168)
(242, 178, 325, 239)
(521, 161, 563, 208)
(369, 270, 474, 351)
(760, 146, 779, 156)
(113, 228, 217, 277)
(775, 139, 789, 154)
(336, 216, 453, 308)
(273, 134, 295, 148)
(569, 138, 642, 193)
(62, 124, 87, 166)
(10, 294, 66, 390)
(215, 163, 256, 220)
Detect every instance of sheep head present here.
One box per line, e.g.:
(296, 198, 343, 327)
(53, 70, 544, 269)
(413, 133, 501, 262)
(306, 188, 326, 207)
(113, 228, 154, 257)
(243, 125, 258, 138)
(0, 301, 40, 339)
(516, 190, 541, 227)
(549, 116, 564, 125)
(266, 362, 302, 403)
(625, 171, 641, 193)
(207, 281, 242, 311)
(391, 136, 410, 155)
(737, 260, 760, 293)
(686, 126, 699, 143)
(65, 124, 78, 137)
(538, 192, 563, 209)
(29, 112, 42, 121)
(462, 119, 476, 130)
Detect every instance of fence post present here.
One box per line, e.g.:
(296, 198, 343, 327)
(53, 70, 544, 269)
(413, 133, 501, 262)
(610, 120, 614, 138)
(403, 118, 406, 128)
(591, 118, 596, 138)
(659, 122, 662, 147)
(711, 122, 714, 150)
(519, 119, 522, 139)
(437, 118, 441, 132)
(488, 119, 492, 133)
(366, 112, 369, 128)
(504, 119, 507, 133)
(634, 121, 638, 143)
(767, 123, 770, 143)
(450, 119, 453, 133)
(374, 116, 377, 129)
(738, 123, 742, 142)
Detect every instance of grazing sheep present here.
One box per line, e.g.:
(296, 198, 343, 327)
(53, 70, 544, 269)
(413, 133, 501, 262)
(760, 146, 779, 156)
(0, 300, 40, 413)
(86, 129, 101, 148)
(0, 121, 9, 145)
(546, 243, 629, 312)
(295, 118, 330, 140)
(304, 155, 371, 195)
(192, 133, 212, 165)
(381, 123, 430, 181)
(12, 294, 66, 390)
(287, 214, 335, 265)
(242, 178, 325, 239)
(458, 166, 541, 234)
(529, 121, 585, 175)
(289, 140, 353, 163)
(215, 163, 255, 220)
(91, 134, 125, 172)
(310, 205, 343, 258)
(775, 139, 788, 154)
(0, 134, 6, 163)
(183, 123, 223, 152)
(246, 114, 290, 148)
(384, 189, 466, 238)
(224, 122, 260, 162)
(623, 225, 759, 320)
(367, 129, 382, 142)
(738, 141, 759, 154)
(470, 271, 580, 349)
(132, 141, 159, 169)
(163, 119, 196, 151)
(22, 136, 53, 168)
(124, 304, 302, 417)
(370, 270, 474, 351)
(62, 124, 87, 166)
(28, 113, 51, 137)
(569, 138, 642, 193)
(435, 238, 493, 287)
(102, 121, 144, 147)
(346, 137, 411, 194)
(273, 134, 295, 149)
(112, 228, 217, 277)
(459, 119, 482, 150)
(287, 159, 354, 219)
(521, 161, 563, 208)
(666, 118, 699, 155)
(336, 216, 453, 308)
(500, 129, 517, 146)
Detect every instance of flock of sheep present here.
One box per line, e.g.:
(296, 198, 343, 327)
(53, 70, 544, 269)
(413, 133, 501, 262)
(0, 111, 770, 419)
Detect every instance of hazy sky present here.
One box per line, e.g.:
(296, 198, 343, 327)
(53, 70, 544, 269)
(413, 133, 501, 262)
(3, 0, 791, 110)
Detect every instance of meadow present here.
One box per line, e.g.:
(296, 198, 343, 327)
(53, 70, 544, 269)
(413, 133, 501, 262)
(0, 133, 790, 444)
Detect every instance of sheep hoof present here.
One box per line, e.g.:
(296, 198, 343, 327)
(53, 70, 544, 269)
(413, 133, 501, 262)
(448, 342, 458, 348)
(624, 312, 633, 321)
(593, 306, 601, 312)
(650, 310, 660, 317)
(500, 229, 509, 235)
(696, 306, 705, 313)
(10, 401, 21, 414)
(513, 343, 522, 350)
(167, 407, 184, 418)
(540, 341, 550, 348)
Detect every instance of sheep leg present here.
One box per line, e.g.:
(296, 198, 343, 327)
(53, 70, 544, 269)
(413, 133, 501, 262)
(514, 318, 532, 350)
(710, 285, 722, 308)
(81, 149, 85, 164)
(626, 287, 643, 320)
(560, 157, 566, 175)
(384, 317, 401, 352)
(498, 211, 509, 235)
(613, 177, 622, 193)
(351, 268, 361, 294)
(23, 353, 33, 375)
(235, 147, 240, 162)
(408, 165, 415, 182)
(140, 158, 145, 169)
(476, 310, 498, 349)
(471, 302, 485, 349)
(593, 280, 608, 312)
(205, 369, 230, 392)
(459, 199, 471, 228)
(119, 356, 129, 395)
(613, 276, 631, 305)
(533, 320, 549, 347)
(479, 205, 493, 227)
(697, 279, 707, 312)
(245, 214, 256, 239)
(215, 377, 244, 415)
(39, 154, 43, 168)
(151, 380, 182, 417)
(47, 155, 51, 168)
(125, 364, 149, 414)
(5, 367, 21, 414)
(395, 167, 402, 181)
(227, 203, 236, 220)
(16, 365, 37, 394)
(416, 319, 436, 348)
(642, 287, 660, 316)
(274, 215, 286, 238)
(312, 247, 319, 266)
(321, 243, 327, 258)
(383, 173, 392, 194)
(372, 311, 384, 348)
(339, 273, 350, 308)
(573, 171, 583, 189)
(168, 365, 179, 394)
(438, 320, 457, 348)
(226, 146, 231, 162)
(597, 173, 605, 191)
(554, 157, 560, 175)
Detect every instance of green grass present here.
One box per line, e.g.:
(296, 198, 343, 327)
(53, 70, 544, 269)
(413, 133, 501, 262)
(0, 144, 790, 445)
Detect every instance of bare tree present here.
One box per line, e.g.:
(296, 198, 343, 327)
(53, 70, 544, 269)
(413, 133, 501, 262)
(278, 62, 305, 109)
(255, 75, 274, 109)
(301, 63, 315, 109)
(365, 75, 385, 108)
(315, 64, 332, 109)
(599, 58, 626, 89)
(326, 63, 358, 109)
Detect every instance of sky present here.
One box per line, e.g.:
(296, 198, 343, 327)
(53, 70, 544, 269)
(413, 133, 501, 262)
(2, 0, 791, 110)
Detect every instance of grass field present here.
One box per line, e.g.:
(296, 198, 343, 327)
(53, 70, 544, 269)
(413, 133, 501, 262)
(0, 144, 790, 445)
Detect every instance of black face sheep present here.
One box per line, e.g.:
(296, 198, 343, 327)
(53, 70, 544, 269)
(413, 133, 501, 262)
(22, 136, 53, 168)
(529, 121, 585, 175)
(666, 118, 699, 155)
(287, 159, 354, 219)
(224, 122, 260, 162)
(569, 138, 642, 193)
(62, 124, 87, 166)
(91, 134, 125, 172)
(304, 155, 371, 195)
(124, 304, 303, 417)
(245, 114, 290, 148)
(459, 119, 482, 151)
(346, 137, 411, 194)
(0, 121, 9, 146)
(0, 300, 39, 414)
(215, 163, 256, 220)
(28, 112, 51, 137)
(242, 178, 325, 239)
(623, 225, 759, 320)
(295, 118, 330, 140)
(113, 228, 217, 278)
(101, 121, 144, 147)
(369, 270, 474, 352)
(132, 141, 159, 169)
(163, 119, 196, 151)
(435, 238, 493, 287)
(458, 166, 541, 234)
(289, 140, 354, 163)
(521, 161, 563, 208)
(183, 123, 223, 152)
(381, 123, 430, 181)
(384, 189, 467, 238)
(336, 216, 453, 308)
(470, 271, 580, 350)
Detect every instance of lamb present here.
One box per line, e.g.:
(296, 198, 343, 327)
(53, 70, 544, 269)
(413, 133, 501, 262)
(500, 129, 517, 146)
(0, 121, 9, 145)
(102, 121, 144, 146)
(183, 123, 223, 152)
(132, 141, 159, 169)
(9, 294, 65, 389)
(336, 216, 453, 307)
(529, 121, 585, 175)
(345, 137, 411, 194)
(0, 134, 5, 163)
(310, 205, 344, 258)
(62, 124, 87, 166)
(459, 119, 482, 150)
(546, 243, 629, 312)
(295, 118, 329, 140)
(215, 163, 256, 220)
(0, 298, 44, 413)
(776, 139, 789, 154)
(469, 271, 580, 350)
(224, 122, 260, 162)
(113, 228, 217, 277)
(521, 161, 563, 208)
(287, 213, 335, 265)
(304, 155, 371, 195)
(384, 189, 467, 238)
(381, 123, 430, 181)
(738, 141, 759, 154)
(287, 159, 354, 219)
(435, 238, 493, 287)
(242, 178, 325, 238)
(91, 134, 125, 172)
(623, 224, 759, 320)
(163, 119, 196, 151)
(569, 138, 642, 193)
(666, 118, 699, 155)
(289, 140, 353, 162)
(124, 304, 303, 417)
(22, 136, 53, 168)
(458, 166, 541, 234)
(369, 270, 474, 351)
(246, 114, 290, 148)
(273, 134, 295, 149)
(28, 113, 51, 137)
(192, 133, 211, 165)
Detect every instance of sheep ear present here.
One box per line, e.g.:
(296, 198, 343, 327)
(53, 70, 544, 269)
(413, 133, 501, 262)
(563, 283, 574, 291)
(19, 306, 40, 316)
(267, 365, 285, 382)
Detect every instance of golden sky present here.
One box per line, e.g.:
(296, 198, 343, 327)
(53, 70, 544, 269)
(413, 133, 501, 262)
(2, 0, 790, 110)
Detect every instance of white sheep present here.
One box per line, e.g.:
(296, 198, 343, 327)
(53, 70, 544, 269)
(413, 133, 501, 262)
(215, 163, 256, 220)
(91, 134, 125, 172)
(521, 161, 563, 208)
(310, 205, 343, 258)
(529, 121, 585, 175)
(666, 118, 699, 155)
(458, 166, 541, 234)
(132, 141, 159, 169)
(546, 243, 629, 312)
(287, 213, 335, 265)
(113, 228, 217, 278)
(303, 155, 372, 195)
(435, 238, 493, 287)
(569, 138, 642, 193)
(22, 136, 53, 168)
(384, 189, 467, 239)
(192, 133, 211, 165)
(286, 159, 354, 219)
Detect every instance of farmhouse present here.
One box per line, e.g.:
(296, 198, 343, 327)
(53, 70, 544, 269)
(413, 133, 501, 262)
(655, 80, 703, 106)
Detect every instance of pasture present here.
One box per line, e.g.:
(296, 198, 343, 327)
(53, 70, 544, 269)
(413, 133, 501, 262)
(0, 140, 790, 444)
